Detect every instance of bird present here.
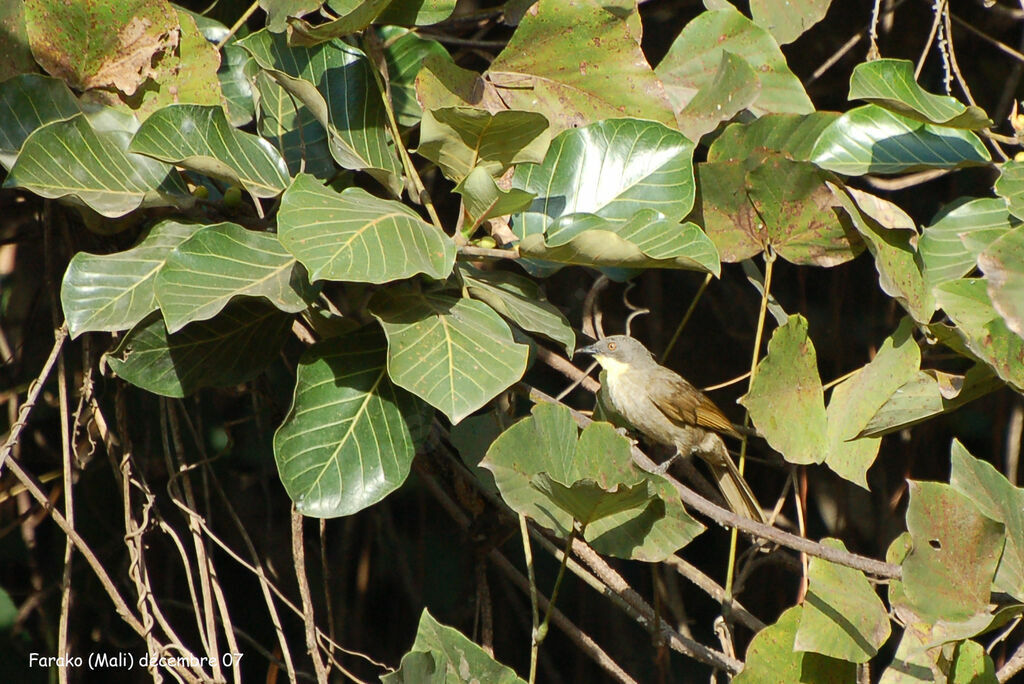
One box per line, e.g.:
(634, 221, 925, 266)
(576, 335, 766, 524)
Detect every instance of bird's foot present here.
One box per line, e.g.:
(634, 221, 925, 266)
(651, 452, 681, 475)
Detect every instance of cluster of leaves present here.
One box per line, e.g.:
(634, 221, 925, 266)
(2, 0, 1024, 680)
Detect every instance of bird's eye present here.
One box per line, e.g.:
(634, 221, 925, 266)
(607, 341, 617, 351)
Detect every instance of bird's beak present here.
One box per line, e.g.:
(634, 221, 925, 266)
(575, 342, 600, 358)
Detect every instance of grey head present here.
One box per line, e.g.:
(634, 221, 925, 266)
(576, 335, 656, 369)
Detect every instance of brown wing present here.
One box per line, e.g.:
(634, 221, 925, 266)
(648, 369, 740, 438)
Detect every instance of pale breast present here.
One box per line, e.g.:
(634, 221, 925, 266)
(604, 370, 706, 453)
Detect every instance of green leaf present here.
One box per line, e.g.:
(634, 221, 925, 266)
(949, 440, 1024, 602)
(486, 0, 676, 133)
(858, 365, 1003, 438)
(382, 609, 525, 684)
(237, 30, 402, 194)
(810, 104, 990, 175)
(0, 74, 80, 169)
(511, 118, 695, 239)
(259, 0, 323, 33)
(995, 161, 1024, 221)
(750, 0, 831, 45)
(277, 173, 455, 283)
(935, 278, 1024, 390)
(415, 53, 506, 114)
(417, 107, 550, 182)
(977, 224, 1024, 340)
(656, 7, 813, 118)
(129, 104, 289, 200)
(62, 219, 202, 339)
(154, 222, 314, 333)
(220, 44, 256, 127)
(25, 0, 178, 95)
(370, 288, 529, 423)
(0, 1, 36, 81)
(833, 185, 935, 323)
(5, 113, 191, 217)
(950, 641, 997, 684)
(287, 0, 390, 45)
(273, 328, 432, 518)
(674, 51, 760, 142)
(699, 157, 863, 266)
(518, 211, 720, 275)
(481, 404, 704, 560)
(848, 59, 992, 129)
(795, 538, 890, 662)
(105, 302, 292, 397)
(823, 318, 920, 488)
(456, 167, 536, 230)
(531, 474, 655, 527)
(252, 69, 335, 179)
(902, 481, 1003, 623)
(733, 605, 857, 684)
(919, 198, 1014, 289)
(740, 314, 828, 465)
(708, 112, 839, 163)
(460, 265, 575, 355)
(379, 28, 449, 128)
(374, 0, 456, 26)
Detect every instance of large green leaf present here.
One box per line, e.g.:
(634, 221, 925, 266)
(259, 0, 322, 33)
(383, 610, 525, 684)
(277, 173, 455, 283)
(919, 198, 1014, 289)
(416, 107, 550, 182)
(287, 0, 390, 44)
(24, 0, 178, 95)
(935, 278, 1024, 390)
(708, 112, 839, 163)
(414, 53, 505, 114)
(485, 0, 676, 133)
(62, 220, 202, 338)
(105, 302, 292, 397)
(129, 104, 289, 201)
(740, 315, 828, 465)
(848, 59, 991, 129)
(795, 538, 890, 662)
(0, 74, 80, 169)
(833, 185, 935, 323)
(154, 222, 315, 333)
(273, 328, 432, 518)
(978, 224, 1024, 340)
(511, 118, 695, 239)
(810, 105, 990, 175)
(4, 113, 191, 217)
(995, 161, 1024, 221)
(656, 7, 813, 118)
(252, 70, 334, 179)
(698, 157, 862, 266)
(481, 404, 704, 561)
(750, 0, 831, 45)
(674, 51, 760, 142)
(374, 0, 456, 26)
(369, 288, 529, 424)
(0, 2, 35, 81)
(902, 481, 1003, 623)
(220, 44, 256, 127)
(518, 211, 720, 275)
(237, 30, 401, 194)
(456, 167, 536, 231)
(823, 318, 920, 488)
(733, 606, 856, 683)
(460, 265, 575, 355)
(949, 440, 1024, 602)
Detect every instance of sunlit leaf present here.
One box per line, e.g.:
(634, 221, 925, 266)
(978, 224, 1024, 340)
(62, 220, 202, 338)
(456, 167, 535, 230)
(674, 51, 760, 142)
(277, 173, 455, 283)
(155, 222, 314, 332)
(379, 27, 449, 128)
(848, 59, 991, 129)
(219, 44, 256, 127)
(486, 0, 676, 133)
(708, 112, 839, 163)
(656, 7, 813, 117)
(749, 0, 831, 45)
(740, 314, 828, 465)
(733, 606, 856, 683)
(287, 0, 390, 44)
(995, 161, 1024, 221)
(105, 302, 292, 397)
(810, 105, 990, 175)
(370, 288, 529, 423)
(919, 198, 1014, 289)
(0, 74, 80, 169)
(5, 113, 191, 217)
(374, 0, 457, 26)
(273, 327, 432, 518)
(252, 70, 334, 179)
(129, 104, 289, 200)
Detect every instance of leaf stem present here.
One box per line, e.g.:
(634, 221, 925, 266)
(520, 514, 540, 684)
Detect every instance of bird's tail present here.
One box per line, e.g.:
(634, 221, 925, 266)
(707, 455, 767, 525)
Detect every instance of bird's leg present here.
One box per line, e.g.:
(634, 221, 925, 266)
(651, 448, 682, 475)
(615, 426, 638, 447)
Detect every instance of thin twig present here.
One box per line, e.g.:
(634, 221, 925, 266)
(292, 509, 329, 684)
